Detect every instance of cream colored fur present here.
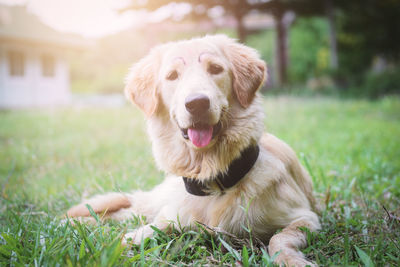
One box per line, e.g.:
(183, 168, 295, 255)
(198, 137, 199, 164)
(67, 35, 320, 267)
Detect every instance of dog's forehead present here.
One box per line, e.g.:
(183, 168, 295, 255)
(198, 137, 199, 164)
(163, 40, 222, 64)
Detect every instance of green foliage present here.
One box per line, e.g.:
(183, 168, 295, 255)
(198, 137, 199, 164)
(247, 17, 331, 87)
(334, 0, 400, 89)
(336, 0, 400, 67)
(334, 66, 400, 99)
(1, 97, 400, 265)
(361, 67, 400, 99)
(289, 17, 331, 83)
(246, 30, 275, 72)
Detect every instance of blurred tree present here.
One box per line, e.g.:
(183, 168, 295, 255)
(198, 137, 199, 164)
(288, 18, 330, 83)
(121, 0, 337, 86)
(255, 0, 339, 84)
(121, 1, 252, 42)
(335, 0, 400, 77)
(324, 0, 337, 69)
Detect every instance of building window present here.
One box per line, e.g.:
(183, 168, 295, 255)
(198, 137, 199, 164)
(8, 51, 25, 76)
(41, 54, 55, 77)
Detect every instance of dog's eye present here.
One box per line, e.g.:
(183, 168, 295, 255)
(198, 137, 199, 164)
(166, 70, 179, 81)
(208, 63, 223, 75)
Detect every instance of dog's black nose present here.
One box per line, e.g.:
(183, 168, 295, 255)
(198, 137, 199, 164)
(185, 94, 210, 115)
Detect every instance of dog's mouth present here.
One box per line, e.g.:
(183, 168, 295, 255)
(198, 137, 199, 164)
(181, 121, 222, 148)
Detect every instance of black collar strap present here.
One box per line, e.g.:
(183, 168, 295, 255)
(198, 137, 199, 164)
(182, 144, 260, 196)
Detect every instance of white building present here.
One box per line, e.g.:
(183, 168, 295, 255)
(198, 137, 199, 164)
(0, 5, 87, 108)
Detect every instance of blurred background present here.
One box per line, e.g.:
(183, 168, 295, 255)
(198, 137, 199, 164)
(1, 0, 400, 108)
(1, 2, 399, 265)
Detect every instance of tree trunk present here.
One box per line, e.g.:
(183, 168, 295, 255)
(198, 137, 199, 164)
(325, 0, 338, 69)
(274, 11, 288, 87)
(236, 12, 247, 43)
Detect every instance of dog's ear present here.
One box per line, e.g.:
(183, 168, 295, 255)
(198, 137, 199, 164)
(124, 46, 164, 117)
(211, 35, 267, 108)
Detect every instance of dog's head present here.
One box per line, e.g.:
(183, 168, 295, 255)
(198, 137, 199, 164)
(125, 35, 266, 150)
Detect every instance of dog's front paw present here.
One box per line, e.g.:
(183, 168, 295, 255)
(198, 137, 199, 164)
(275, 252, 317, 267)
(122, 225, 154, 246)
(286, 258, 316, 267)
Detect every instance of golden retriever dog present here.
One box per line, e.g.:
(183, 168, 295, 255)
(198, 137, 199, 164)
(67, 35, 320, 266)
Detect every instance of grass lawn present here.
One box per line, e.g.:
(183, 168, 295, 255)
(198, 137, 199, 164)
(1, 96, 399, 266)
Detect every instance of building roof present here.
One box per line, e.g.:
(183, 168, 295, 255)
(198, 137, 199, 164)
(0, 4, 90, 48)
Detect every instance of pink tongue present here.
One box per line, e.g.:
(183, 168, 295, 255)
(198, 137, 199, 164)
(188, 126, 213, 148)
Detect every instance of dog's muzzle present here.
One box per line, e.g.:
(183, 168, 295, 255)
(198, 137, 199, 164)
(179, 93, 222, 148)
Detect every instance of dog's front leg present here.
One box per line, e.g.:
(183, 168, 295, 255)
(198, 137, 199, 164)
(122, 205, 179, 246)
(66, 192, 133, 220)
(268, 216, 319, 267)
(65, 189, 166, 227)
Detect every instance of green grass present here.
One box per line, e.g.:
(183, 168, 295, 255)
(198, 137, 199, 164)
(1, 96, 399, 266)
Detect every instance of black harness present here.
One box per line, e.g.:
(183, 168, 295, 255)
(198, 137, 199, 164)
(182, 144, 260, 196)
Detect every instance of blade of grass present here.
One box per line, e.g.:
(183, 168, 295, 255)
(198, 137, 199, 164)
(355, 246, 374, 267)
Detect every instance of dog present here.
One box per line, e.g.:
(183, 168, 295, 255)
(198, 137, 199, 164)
(67, 35, 320, 266)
